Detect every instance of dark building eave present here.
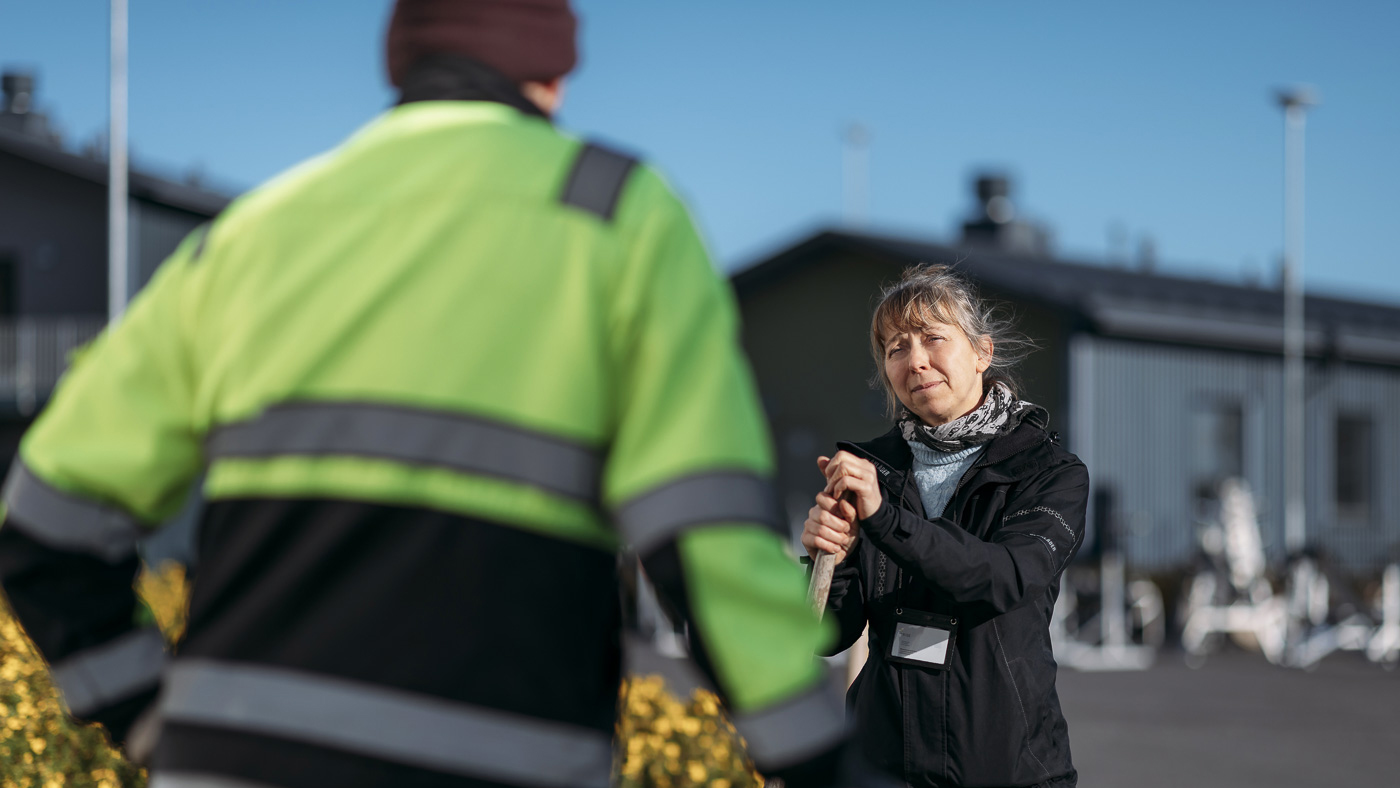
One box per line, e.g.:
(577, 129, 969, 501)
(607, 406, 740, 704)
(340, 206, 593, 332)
(731, 229, 918, 297)
(0, 126, 231, 216)
(732, 227, 1400, 366)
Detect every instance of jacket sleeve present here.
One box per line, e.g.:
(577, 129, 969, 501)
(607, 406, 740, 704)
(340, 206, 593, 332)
(858, 458, 1087, 620)
(0, 228, 209, 743)
(816, 540, 868, 657)
(600, 168, 847, 781)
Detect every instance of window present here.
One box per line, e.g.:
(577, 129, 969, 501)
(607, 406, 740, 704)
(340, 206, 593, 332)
(1191, 401, 1244, 507)
(0, 253, 16, 317)
(1335, 414, 1373, 523)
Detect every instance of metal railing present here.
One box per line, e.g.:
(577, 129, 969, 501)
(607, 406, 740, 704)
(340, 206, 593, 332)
(0, 318, 107, 415)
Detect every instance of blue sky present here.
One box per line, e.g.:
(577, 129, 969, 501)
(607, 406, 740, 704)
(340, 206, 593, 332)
(4, 1, 1398, 302)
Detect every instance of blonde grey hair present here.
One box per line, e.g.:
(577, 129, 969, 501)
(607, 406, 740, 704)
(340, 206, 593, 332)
(869, 264, 1035, 417)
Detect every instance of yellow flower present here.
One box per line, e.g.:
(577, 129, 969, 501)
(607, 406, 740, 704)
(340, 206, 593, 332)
(137, 560, 191, 644)
(614, 674, 764, 788)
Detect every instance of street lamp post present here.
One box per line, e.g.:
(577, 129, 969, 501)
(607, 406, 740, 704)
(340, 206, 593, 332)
(1278, 87, 1315, 557)
(109, 0, 128, 324)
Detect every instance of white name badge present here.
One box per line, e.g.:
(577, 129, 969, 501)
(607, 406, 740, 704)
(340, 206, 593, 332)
(887, 609, 959, 670)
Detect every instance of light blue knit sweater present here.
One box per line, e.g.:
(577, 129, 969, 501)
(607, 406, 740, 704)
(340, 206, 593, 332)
(905, 440, 983, 518)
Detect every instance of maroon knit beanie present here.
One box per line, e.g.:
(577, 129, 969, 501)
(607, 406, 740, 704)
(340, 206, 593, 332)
(386, 0, 577, 88)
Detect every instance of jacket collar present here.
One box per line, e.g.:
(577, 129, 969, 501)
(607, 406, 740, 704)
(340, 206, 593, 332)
(835, 432, 921, 516)
(395, 53, 550, 121)
(838, 429, 910, 475)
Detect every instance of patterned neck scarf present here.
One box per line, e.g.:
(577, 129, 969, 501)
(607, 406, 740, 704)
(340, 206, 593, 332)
(899, 381, 1044, 453)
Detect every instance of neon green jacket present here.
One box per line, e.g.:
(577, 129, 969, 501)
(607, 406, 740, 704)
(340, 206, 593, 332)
(0, 89, 844, 787)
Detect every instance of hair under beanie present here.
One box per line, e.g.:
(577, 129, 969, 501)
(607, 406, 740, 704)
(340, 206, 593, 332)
(386, 0, 578, 87)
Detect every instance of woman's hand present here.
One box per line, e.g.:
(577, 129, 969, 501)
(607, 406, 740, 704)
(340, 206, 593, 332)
(820, 451, 883, 521)
(801, 489, 859, 564)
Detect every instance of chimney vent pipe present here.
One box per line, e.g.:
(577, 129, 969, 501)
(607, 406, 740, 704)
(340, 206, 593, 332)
(2, 71, 36, 115)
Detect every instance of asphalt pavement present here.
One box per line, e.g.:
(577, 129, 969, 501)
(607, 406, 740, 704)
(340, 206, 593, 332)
(625, 637, 1400, 787)
(1057, 649, 1399, 788)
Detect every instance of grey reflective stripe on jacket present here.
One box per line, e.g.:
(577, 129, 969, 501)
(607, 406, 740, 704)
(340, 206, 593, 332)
(52, 627, 166, 716)
(614, 470, 780, 554)
(730, 682, 848, 770)
(1, 461, 145, 562)
(206, 401, 603, 503)
(158, 660, 613, 788)
(559, 142, 639, 221)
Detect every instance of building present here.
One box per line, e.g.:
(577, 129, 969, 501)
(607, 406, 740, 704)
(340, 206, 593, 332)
(733, 177, 1400, 574)
(0, 70, 229, 469)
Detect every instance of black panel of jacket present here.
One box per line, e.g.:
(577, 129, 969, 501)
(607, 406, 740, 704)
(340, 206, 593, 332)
(822, 417, 1088, 788)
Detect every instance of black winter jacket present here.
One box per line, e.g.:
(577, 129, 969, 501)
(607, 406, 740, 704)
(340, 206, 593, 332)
(822, 415, 1087, 788)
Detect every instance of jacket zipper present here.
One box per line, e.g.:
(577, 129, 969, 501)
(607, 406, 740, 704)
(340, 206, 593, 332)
(905, 456, 982, 786)
(947, 453, 985, 510)
(901, 667, 913, 784)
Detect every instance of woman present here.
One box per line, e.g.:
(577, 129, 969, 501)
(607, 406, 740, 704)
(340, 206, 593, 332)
(803, 264, 1087, 788)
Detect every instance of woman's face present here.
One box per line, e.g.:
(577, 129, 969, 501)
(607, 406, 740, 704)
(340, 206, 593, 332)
(882, 320, 991, 426)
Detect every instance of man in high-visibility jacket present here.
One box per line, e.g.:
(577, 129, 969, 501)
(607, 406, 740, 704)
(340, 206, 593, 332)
(0, 2, 857, 787)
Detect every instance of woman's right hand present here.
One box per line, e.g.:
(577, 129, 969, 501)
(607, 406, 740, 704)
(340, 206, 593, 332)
(801, 490, 859, 564)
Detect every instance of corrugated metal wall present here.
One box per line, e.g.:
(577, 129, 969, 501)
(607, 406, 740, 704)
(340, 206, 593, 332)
(1070, 334, 1400, 572)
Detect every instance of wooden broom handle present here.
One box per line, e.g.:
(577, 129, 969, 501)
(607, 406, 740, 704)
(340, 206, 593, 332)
(807, 490, 853, 621)
(808, 552, 837, 621)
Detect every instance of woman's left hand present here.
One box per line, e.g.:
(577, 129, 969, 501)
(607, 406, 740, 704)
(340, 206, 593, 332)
(819, 451, 883, 521)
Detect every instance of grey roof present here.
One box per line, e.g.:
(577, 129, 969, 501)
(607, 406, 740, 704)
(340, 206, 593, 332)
(0, 126, 230, 217)
(733, 228, 1400, 365)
